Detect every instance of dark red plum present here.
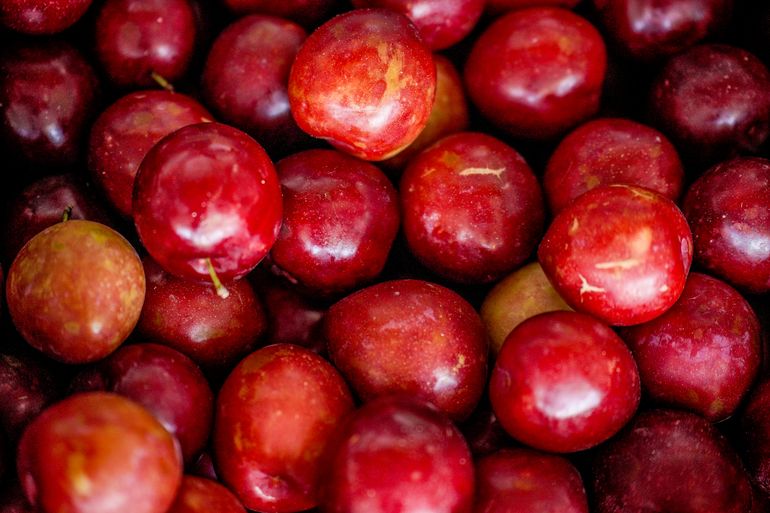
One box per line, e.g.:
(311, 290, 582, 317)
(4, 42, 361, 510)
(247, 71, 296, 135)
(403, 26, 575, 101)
(741, 379, 770, 496)
(202, 15, 308, 156)
(464, 7, 606, 139)
(133, 122, 282, 289)
(137, 257, 267, 369)
(474, 448, 588, 513)
(350, 0, 484, 50)
(490, 311, 640, 453)
(220, 0, 339, 28)
(401, 132, 544, 283)
(683, 156, 770, 293)
(324, 279, 488, 421)
(17, 392, 183, 513)
(71, 343, 214, 464)
(544, 118, 683, 215)
(650, 44, 770, 164)
(319, 395, 474, 513)
(269, 149, 399, 295)
(0, 353, 58, 442)
(288, 9, 436, 161)
(167, 476, 245, 513)
(621, 272, 760, 421)
(593, 0, 733, 60)
(95, 0, 196, 89)
(214, 344, 354, 513)
(88, 91, 212, 218)
(0, 41, 99, 167)
(0, 0, 93, 34)
(458, 397, 513, 458)
(4, 174, 113, 263)
(6, 221, 145, 364)
(538, 184, 693, 326)
(592, 409, 753, 513)
(486, 0, 580, 13)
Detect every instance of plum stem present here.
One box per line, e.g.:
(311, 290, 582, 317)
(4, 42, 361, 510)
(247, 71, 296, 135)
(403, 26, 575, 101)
(62, 206, 73, 222)
(151, 72, 174, 93)
(206, 258, 230, 299)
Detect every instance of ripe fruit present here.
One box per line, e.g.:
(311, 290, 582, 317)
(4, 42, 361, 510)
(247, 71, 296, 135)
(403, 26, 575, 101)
(0, 0, 93, 34)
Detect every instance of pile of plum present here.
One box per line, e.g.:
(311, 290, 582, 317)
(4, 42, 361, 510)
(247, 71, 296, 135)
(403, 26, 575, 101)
(1, 0, 770, 512)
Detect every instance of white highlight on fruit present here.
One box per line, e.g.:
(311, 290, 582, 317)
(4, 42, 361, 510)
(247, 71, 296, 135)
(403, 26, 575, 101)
(578, 274, 605, 299)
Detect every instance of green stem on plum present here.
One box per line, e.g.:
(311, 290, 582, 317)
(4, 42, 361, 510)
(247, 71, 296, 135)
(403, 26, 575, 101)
(62, 206, 73, 222)
(206, 258, 230, 299)
(151, 71, 175, 93)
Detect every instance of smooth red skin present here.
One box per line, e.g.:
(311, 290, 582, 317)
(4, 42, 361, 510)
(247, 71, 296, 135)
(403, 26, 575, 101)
(592, 409, 752, 513)
(742, 380, 770, 496)
(474, 448, 588, 513)
(220, 0, 339, 28)
(350, 0, 484, 50)
(133, 122, 282, 282)
(381, 54, 469, 172)
(650, 44, 770, 164)
(252, 273, 326, 354)
(464, 8, 606, 140)
(202, 15, 308, 157)
(6, 221, 145, 364)
(214, 344, 354, 513)
(490, 311, 640, 453)
(320, 396, 474, 513)
(269, 149, 399, 295)
(0, 0, 92, 34)
(17, 392, 183, 513)
(486, 0, 580, 13)
(544, 118, 684, 215)
(324, 279, 488, 421)
(95, 0, 196, 88)
(621, 272, 760, 421)
(401, 132, 544, 283)
(683, 157, 770, 293)
(593, 0, 732, 60)
(0, 353, 57, 442)
(88, 91, 212, 218)
(288, 8, 436, 161)
(71, 343, 214, 464)
(137, 261, 266, 368)
(0, 41, 99, 167)
(4, 174, 113, 263)
(538, 184, 693, 326)
(167, 476, 245, 513)
(137, 257, 266, 369)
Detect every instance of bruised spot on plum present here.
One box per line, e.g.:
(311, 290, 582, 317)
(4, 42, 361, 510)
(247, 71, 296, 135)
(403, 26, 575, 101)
(458, 167, 505, 178)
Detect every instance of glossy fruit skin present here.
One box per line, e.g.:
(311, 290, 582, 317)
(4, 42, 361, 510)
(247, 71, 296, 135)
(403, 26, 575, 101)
(0, 353, 57, 442)
(480, 262, 572, 355)
(88, 91, 212, 218)
(6, 220, 145, 364)
(0, 41, 99, 167)
(490, 311, 640, 453)
(381, 55, 469, 172)
(95, 0, 196, 88)
(0, 0, 92, 34)
(650, 44, 770, 165)
(683, 156, 770, 293)
(133, 122, 282, 282)
(621, 272, 760, 421)
(474, 448, 588, 513)
(202, 15, 308, 157)
(269, 149, 399, 295)
(593, 0, 733, 60)
(167, 476, 245, 513)
(324, 279, 488, 421)
(17, 392, 183, 513)
(741, 379, 770, 496)
(401, 132, 544, 283)
(486, 0, 580, 13)
(350, 0, 484, 50)
(288, 8, 436, 161)
(71, 343, 214, 464)
(137, 257, 267, 369)
(592, 409, 753, 513)
(464, 7, 606, 140)
(320, 395, 475, 513)
(220, 0, 338, 28)
(543, 118, 683, 215)
(538, 184, 693, 326)
(214, 344, 354, 513)
(3, 174, 113, 262)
